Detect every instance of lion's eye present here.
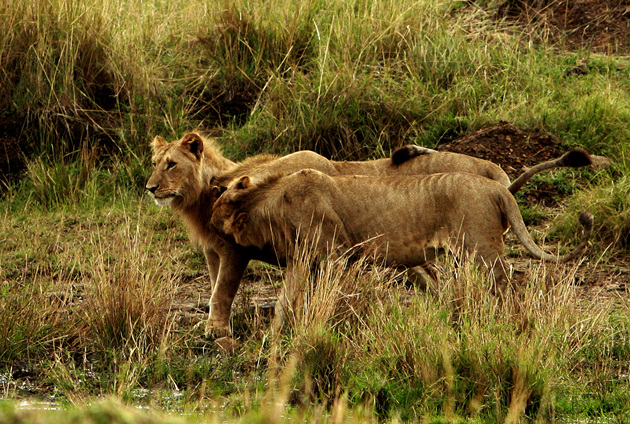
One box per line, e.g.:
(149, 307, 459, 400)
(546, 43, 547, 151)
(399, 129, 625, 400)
(166, 161, 176, 170)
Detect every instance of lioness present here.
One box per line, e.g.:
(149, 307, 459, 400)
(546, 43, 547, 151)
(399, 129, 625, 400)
(146, 132, 602, 334)
(211, 169, 594, 286)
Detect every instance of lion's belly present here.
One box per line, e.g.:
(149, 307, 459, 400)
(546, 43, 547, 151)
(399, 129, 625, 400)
(358, 229, 451, 268)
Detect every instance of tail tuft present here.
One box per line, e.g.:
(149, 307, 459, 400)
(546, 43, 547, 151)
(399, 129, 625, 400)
(579, 211, 594, 231)
(391, 145, 437, 165)
(560, 149, 594, 168)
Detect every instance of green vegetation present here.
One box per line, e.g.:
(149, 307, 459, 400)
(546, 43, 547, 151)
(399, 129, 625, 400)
(1, 0, 629, 422)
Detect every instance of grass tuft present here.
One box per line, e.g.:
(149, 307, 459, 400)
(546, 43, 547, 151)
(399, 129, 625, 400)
(554, 174, 630, 256)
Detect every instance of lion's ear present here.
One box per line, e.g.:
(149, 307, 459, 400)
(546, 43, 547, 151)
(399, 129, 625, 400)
(235, 176, 251, 190)
(210, 185, 227, 200)
(180, 133, 204, 160)
(232, 212, 249, 232)
(151, 135, 167, 152)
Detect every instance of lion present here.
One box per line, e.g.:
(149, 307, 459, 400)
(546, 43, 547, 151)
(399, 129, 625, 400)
(146, 132, 603, 334)
(211, 170, 594, 328)
(210, 142, 605, 194)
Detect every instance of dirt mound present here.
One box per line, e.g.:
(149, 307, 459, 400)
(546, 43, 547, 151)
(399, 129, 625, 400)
(436, 122, 561, 179)
(437, 123, 567, 205)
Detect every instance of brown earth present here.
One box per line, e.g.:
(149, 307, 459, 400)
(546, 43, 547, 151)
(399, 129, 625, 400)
(437, 122, 566, 206)
(496, 0, 630, 55)
(437, 122, 560, 178)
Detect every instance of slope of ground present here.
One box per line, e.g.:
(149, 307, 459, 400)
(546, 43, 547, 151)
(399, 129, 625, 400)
(496, 0, 630, 55)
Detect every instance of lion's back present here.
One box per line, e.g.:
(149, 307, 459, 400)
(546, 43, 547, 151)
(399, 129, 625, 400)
(387, 151, 511, 187)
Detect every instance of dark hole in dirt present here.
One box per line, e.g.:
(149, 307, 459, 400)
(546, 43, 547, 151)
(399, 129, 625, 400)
(0, 116, 29, 185)
(84, 71, 119, 112)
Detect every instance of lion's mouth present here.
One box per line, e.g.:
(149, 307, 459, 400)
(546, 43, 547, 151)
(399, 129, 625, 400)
(146, 188, 177, 199)
(151, 193, 175, 200)
(148, 191, 177, 206)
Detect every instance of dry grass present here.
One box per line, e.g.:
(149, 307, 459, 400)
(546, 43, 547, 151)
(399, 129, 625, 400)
(0, 194, 629, 419)
(75, 225, 177, 363)
(257, 236, 625, 421)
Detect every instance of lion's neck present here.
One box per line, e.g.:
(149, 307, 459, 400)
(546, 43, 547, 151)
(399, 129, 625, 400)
(177, 189, 217, 249)
(202, 141, 236, 175)
(237, 213, 290, 262)
(172, 163, 219, 249)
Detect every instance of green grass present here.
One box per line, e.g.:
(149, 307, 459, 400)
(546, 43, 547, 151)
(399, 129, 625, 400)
(1, 0, 630, 422)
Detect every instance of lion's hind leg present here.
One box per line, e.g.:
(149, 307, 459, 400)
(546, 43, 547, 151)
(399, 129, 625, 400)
(271, 268, 296, 335)
(404, 264, 440, 292)
(457, 231, 510, 295)
(480, 254, 510, 293)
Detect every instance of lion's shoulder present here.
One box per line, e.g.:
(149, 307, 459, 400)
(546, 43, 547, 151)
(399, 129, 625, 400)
(215, 151, 339, 187)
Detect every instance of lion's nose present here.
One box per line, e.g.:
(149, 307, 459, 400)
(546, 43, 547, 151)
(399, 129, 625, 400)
(146, 183, 158, 194)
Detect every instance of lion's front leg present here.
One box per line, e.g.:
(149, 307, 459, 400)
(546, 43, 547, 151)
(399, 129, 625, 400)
(205, 251, 250, 338)
(203, 247, 220, 290)
(272, 263, 301, 335)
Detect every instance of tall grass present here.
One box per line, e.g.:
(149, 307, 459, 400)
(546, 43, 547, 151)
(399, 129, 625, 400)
(75, 225, 176, 361)
(262, 239, 629, 421)
(0, 200, 191, 397)
(3, 0, 630, 161)
(0, 273, 61, 362)
(553, 174, 630, 258)
(1, 0, 126, 152)
(1, 192, 629, 419)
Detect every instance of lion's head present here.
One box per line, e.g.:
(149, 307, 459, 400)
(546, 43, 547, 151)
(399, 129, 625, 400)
(146, 132, 233, 210)
(211, 176, 255, 239)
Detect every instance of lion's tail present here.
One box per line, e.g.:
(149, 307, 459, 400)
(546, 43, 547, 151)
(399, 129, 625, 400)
(507, 149, 610, 194)
(391, 145, 438, 165)
(501, 192, 594, 263)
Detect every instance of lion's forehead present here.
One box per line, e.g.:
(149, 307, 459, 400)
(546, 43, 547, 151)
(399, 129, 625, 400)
(152, 146, 170, 163)
(216, 195, 241, 209)
(153, 144, 188, 165)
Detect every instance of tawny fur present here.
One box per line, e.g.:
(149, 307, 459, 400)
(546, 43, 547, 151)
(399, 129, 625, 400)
(211, 169, 594, 331)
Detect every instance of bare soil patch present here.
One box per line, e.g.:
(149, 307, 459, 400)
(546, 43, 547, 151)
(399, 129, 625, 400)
(496, 0, 630, 55)
(437, 122, 564, 205)
(437, 122, 560, 178)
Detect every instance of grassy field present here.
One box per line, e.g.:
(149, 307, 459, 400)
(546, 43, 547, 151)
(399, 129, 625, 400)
(1, 0, 630, 422)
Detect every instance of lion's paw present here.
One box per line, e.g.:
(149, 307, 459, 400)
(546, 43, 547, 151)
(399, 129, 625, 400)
(215, 336, 238, 352)
(204, 326, 230, 339)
